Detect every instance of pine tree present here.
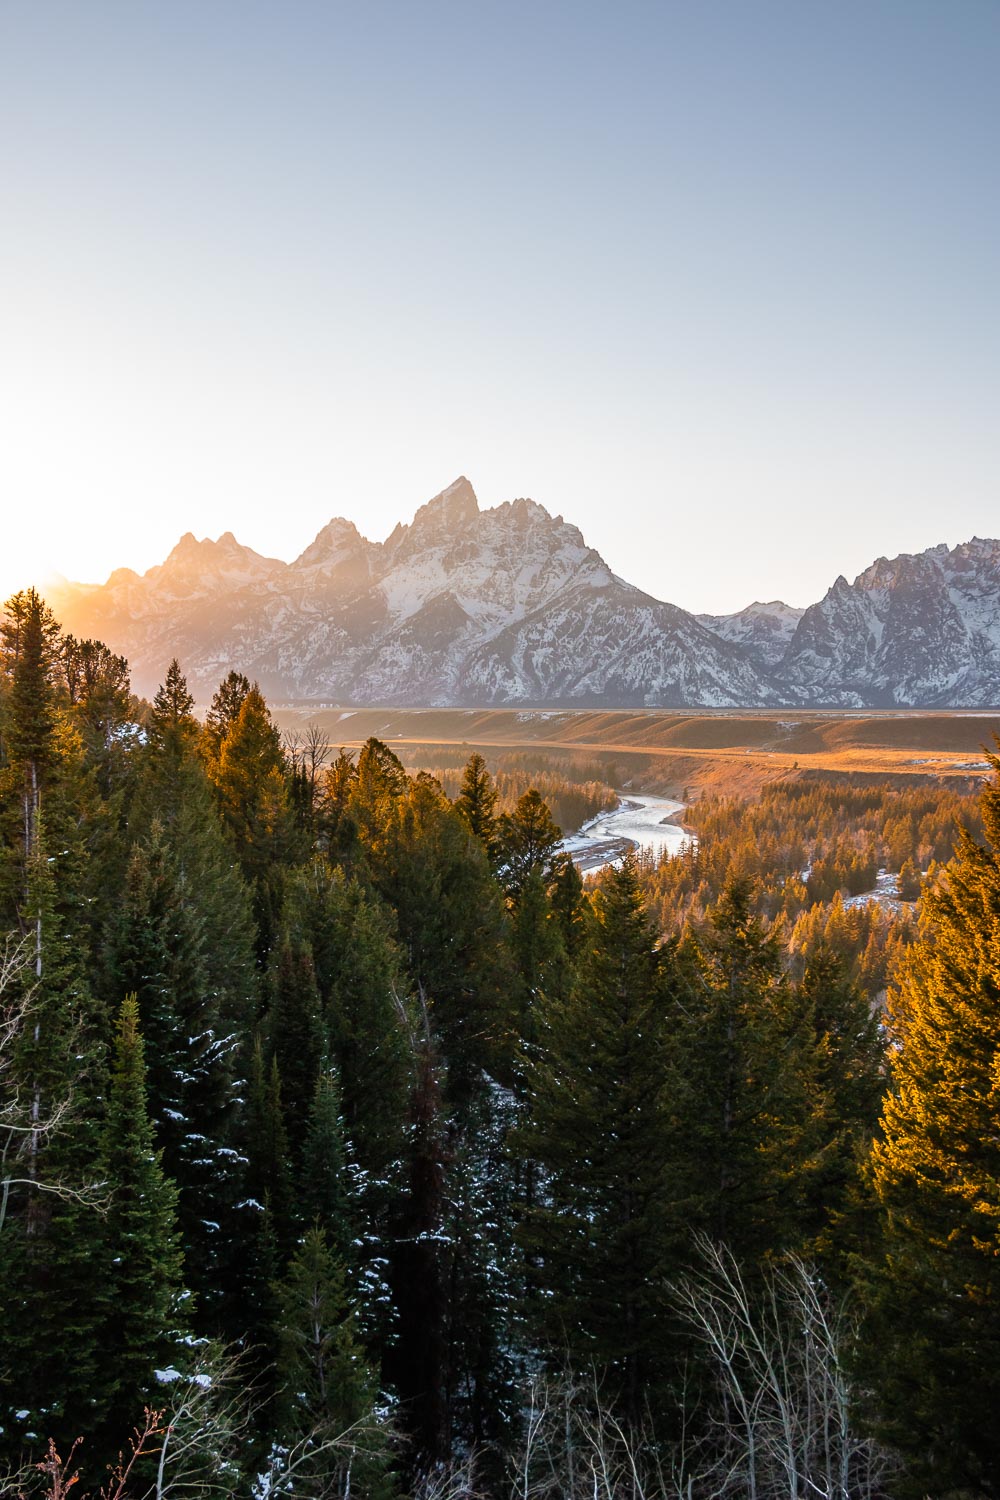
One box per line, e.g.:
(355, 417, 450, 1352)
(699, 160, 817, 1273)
(517, 857, 680, 1420)
(282, 859, 411, 1184)
(202, 669, 251, 768)
(208, 685, 295, 961)
(678, 877, 828, 1263)
(380, 774, 509, 1088)
(795, 945, 885, 1269)
(104, 826, 242, 1318)
(146, 658, 199, 764)
(100, 995, 185, 1452)
(272, 1226, 388, 1497)
(300, 1069, 360, 1268)
(864, 752, 1000, 1496)
(238, 1041, 295, 1358)
(496, 787, 562, 897)
(128, 660, 258, 1035)
(0, 827, 110, 1469)
(454, 752, 499, 860)
(266, 936, 324, 1157)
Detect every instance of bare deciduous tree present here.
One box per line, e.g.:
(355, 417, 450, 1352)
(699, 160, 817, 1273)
(0, 934, 101, 1233)
(670, 1236, 893, 1500)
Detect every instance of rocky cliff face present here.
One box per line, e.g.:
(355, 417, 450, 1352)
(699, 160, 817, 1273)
(696, 601, 805, 671)
(49, 485, 1000, 708)
(772, 539, 1000, 706)
(51, 478, 779, 706)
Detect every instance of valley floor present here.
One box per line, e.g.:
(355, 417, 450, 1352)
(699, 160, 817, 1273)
(270, 705, 1000, 800)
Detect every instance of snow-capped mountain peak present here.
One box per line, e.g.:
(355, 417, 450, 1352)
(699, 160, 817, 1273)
(42, 491, 1000, 709)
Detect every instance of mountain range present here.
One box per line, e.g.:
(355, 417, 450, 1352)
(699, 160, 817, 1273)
(47, 477, 1000, 708)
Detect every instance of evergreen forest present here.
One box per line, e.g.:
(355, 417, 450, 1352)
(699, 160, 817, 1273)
(3, 588, 1000, 1500)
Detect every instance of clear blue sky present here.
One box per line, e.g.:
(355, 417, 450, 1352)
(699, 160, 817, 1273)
(1, 0, 997, 611)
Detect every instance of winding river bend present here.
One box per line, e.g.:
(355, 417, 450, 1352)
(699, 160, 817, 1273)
(559, 793, 694, 875)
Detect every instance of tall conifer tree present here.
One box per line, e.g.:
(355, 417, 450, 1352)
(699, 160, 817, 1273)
(99, 995, 185, 1450)
(865, 751, 1000, 1496)
(518, 857, 679, 1420)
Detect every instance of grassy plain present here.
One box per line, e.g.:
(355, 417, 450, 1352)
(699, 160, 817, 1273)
(271, 706, 1000, 800)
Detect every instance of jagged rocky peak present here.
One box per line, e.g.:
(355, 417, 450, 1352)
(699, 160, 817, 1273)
(390, 476, 479, 546)
(163, 529, 271, 569)
(294, 516, 366, 569)
(152, 529, 285, 595)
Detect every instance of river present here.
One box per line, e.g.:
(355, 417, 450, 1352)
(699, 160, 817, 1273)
(558, 793, 694, 875)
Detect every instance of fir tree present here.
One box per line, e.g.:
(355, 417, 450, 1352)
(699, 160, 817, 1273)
(381, 773, 509, 1089)
(282, 859, 411, 1184)
(678, 877, 829, 1263)
(266, 936, 324, 1158)
(0, 826, 110, 1469)
(496, 787, 562, 897)
(272, 1226, 389, 1497)
(453, 752, 499, 860)
(100, 995, 185, 1453)
(300, 1069, 360, 1267)
(864, 751, 1000, 1496)
(104, 825, 242, 1319)
(517, 857, 680, 1420)
(202, 669, 251, 767)
(208, 685, 295, 961)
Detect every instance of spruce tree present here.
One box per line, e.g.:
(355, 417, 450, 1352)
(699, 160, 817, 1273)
(208, 685, 295, 961)
(128, 660, 258, 1035)
(100, 995, 185, 1453)
(496, 787, 562, 898)
(282, 859, 411, 1184)
(381, 773, 509, 1089)
(865, 752, 1000, 1496)
(266, 936, 324, 1158)
(454, 752, 499, 860)
(300, 1069, 360, 1268)
(517, 857, 680, 1420)
(104, 825, 242, 1319)
(678, 877, 829, 1263)
(0, 828, 110, 1469)
(238, 1041, 295, 1359)
(272, 1226, 388, 1497)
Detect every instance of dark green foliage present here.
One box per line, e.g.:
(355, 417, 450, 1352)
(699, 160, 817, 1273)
(99, 995, 186, 1445)
(386, 1037, 450, 1463)
(517, 858, 681, 1420)
(273, 1226, 390, 1497)
(0, 830, 110, 1469)
(380, 774, 510, 1088)
(282, 858, 411, 1182)
(104, 825, 242, 1317)
(496, 786, 562, 897)
(1, 589, 59, 779)
(864, 752, 1000, 1497)
(454, 751, 499, 859)
(676, 878, 829, 1262)
(300, 1069, 360, 1266)
(9, 599, 992, 1495)
(266, 936, 325, 1158)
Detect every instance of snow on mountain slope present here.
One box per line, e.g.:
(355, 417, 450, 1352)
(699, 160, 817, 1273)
(50, 478, 777, 705)
(48, 488, 1000, 708)
(696, 600, 805, 670)
(774, 538, 1000, 706)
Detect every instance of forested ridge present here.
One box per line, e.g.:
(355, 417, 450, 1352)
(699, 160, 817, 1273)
(2, 587, 1000, 1499)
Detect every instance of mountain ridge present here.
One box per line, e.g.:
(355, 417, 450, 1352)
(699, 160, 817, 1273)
(47, 479, 1000, 707)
